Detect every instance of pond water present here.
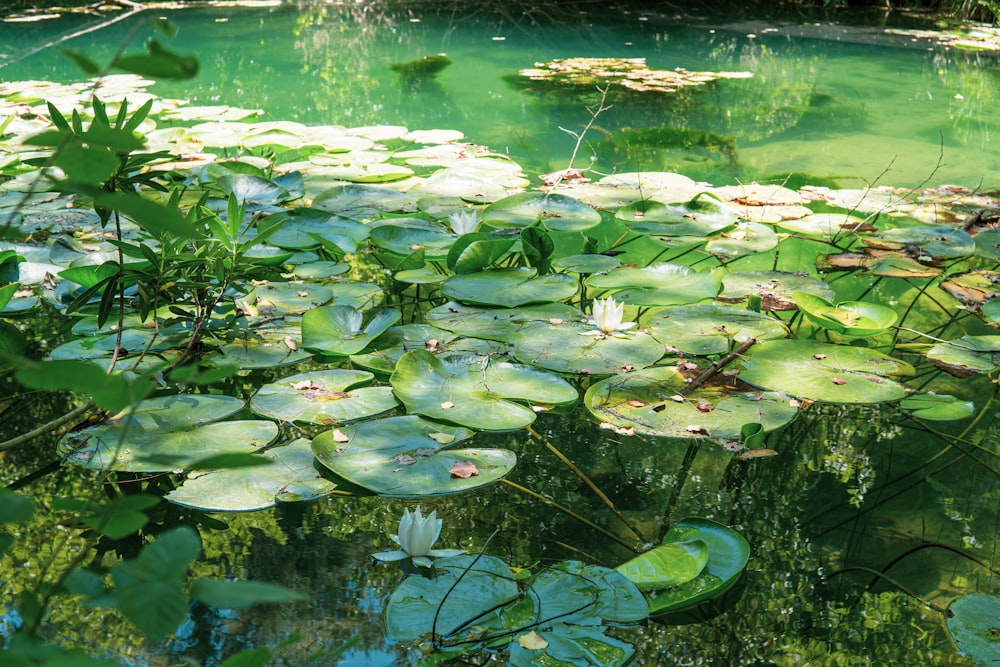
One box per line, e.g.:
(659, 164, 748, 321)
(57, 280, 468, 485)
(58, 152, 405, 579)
(1, 3, 1000, 666)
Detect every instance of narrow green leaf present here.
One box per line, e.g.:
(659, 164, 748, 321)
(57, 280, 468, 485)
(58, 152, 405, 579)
(190, 578, 307, 609)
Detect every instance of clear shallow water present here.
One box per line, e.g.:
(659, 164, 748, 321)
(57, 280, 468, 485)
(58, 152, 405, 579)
(2, 3, 999, 189)
(1, 4, 999, 666)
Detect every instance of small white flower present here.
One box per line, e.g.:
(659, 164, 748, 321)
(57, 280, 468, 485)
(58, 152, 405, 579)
(448, 210, 480, 236)
(372, 506, 464, 568)
(581, 296, 636, 337)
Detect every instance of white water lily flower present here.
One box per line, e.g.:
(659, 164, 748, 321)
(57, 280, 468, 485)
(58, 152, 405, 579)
(448, 209, 480, 236)
(372, 506, 465, 568)
(582, 296, 636, 336)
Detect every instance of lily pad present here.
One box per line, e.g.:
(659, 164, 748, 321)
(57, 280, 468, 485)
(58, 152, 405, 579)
(426, 301, 581, 341)
(552, 253, 621, 274)
(165, 439, 340, 512)
(863, 225, 975, 260)
(60, 395, 276, 471)
(586, 264, 723, 307)
(646, 304, 789, 355)
(369, 218, 457, 259)
(483, 192, 601, 232)
(617, 196, 736, 241)
(512, 321, 665, 375)
(391, 350, 578, 431)
(615, 540, 709, 592)
(946, 593, 1000, 667)
(719, 271, 835, 311)
(792, 292, 898, 337)
(301, 305, 401, 356)
(349, 324, 503, 375)
(311, 184, 418, 220)
(264, 207, 369, 253)
(899, 393, 975, 421)
(740, 340, 912, 403)
(927, 335, 1000, 376)
(704, 222, 777, 259)
(441, 268, 578, 308)
(584, 366, 798, 442)
(312, 415, 514, 496)
(647, 517, 751, 622)
(249, 369, 397, 425)
(244, 282, 334, 316)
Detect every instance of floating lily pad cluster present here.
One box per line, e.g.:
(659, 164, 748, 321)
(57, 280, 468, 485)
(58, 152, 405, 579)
(516, 57, 753, 94)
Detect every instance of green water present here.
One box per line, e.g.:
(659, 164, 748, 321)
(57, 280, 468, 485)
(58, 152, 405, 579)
(2, 4, 1000, 188)
(1, 3, 999, 666)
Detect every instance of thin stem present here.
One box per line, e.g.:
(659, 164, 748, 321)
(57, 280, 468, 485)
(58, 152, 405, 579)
(0, 401, 94, 453)
(658, 439, 701, 543)
(499, 479, 640, 553)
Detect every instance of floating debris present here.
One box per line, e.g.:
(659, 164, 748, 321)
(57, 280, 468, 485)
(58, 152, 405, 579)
(516, 57, 752, 94)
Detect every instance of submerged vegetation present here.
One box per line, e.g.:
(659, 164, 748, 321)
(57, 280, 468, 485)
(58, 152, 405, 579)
(1, 6, 1000, 666)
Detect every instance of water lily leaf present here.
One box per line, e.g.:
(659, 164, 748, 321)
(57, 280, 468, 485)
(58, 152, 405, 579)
(899, 393, 974, 421)
(940, 270, 1000, 308)
(617, 195, 736, 240)
(264, 207, 369, 252)
(249, 369, 397, 425)
(946, 593, 1000, 667)
(301, 305, 401, 356)
(243, 282, 333, 316)
(447, 233, 516, 274)
(441, 268, 578, 308)
(615, 540, 708, 592)
(586, 264, 723, 307)
(408, 169, 508, 203)
(741, 340, 912, 403)
(705, 222, 777, 258)
(426, 301, 581, 341)
(217, 173, 290, 210)
(585, 366, 797, 442)
(777, 213, 868, 238)
(215, 319, 311, 370)
(292, 260, 351, 280)
(324, 280, 384, 309)
(61, 415, 277, 472)
(311, 184, 418, 220)
(863, 225, 975, 260)
(647, 517, 750, 622)
(385, 554, 520, 643)
(512, 321, 664, 375)
(483, 192, 601, 232)
(719, 271, 835, 311)
(49, 327, 185, 361)
(166, 439, 339, 512)
(646, 304, 789, 355)
(369, 218, 456, 259)
(973, 229, 1000, 260)
(312, 415, 513, 496)
(391, 350, 578, 431)
(349, 324, 502, 375)
(552, 253, 621, 274)
(927, 335, 1000, 376)
(792, 292, 898, 337)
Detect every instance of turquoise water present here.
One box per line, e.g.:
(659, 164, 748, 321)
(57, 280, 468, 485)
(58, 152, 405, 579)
(1, 4, 999, 666)
(2, 4, 999, 189)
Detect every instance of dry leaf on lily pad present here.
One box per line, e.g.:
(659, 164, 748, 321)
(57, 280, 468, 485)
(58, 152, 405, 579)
(518, 631, 549, 650)
(449, 460, 479, 478)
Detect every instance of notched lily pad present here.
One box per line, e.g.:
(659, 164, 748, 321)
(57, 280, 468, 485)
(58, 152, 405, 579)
(512, 320, 664, 376)
(483, 192, 601, 232)
(441, 268, 578, 308)
(646, 304, 789, 355)
(927, 335, 1000, 377)
(587, 264, 723, 307)
(899, 393, 974, 421)
(312, 415, 512, 496)
(249, 369, 397, 425)
(426, 301, 581, 341)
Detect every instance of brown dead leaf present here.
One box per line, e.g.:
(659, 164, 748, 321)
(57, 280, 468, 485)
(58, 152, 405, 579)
(427, 432, 455, 444)
(813, 354, 827, 360)
(297, 291, 309, 297)
(332, 429, 350, 443)
(831, 377, 847, 385)
(738, 448, 778, 460)
(449, 460, 479, 478)
(395, 454, 417, 465)
(441, 401, 456, 409)
(291, 380, 320, 390)
(695, 399, 714, 413)
(283, 335, 298, 351)
(685, 425, 710, 435)
(626, 399, 647, 408)
(517, 631, 549, 650)
(415, 447, 436, 457)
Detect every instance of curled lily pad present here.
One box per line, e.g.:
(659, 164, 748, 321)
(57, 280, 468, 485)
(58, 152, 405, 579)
(646, 304, 789, 355)
(301, 305, 401, 356)
(899, 393, 974, 421)
(584, 366, 797, 442)
(927, 335, 1000, 376)
(441, 268, 578, 308)
(369, 218, 457, 259)
(312, 415, 514, 496)
(165, 439, 340, 512)
(483, 192, 601, 232)
(615, 540, 708, 592)
(249, 369, 397, 425)
(512, 320, 664, 376)
(648, 517, 750, 622)
(586, 264, 723, 307)
(391, 350, 578, 431)
(792, 291, 898, 337)
(946, 593, 1000, 666)
(311, 184, 418, 220)
(740, 340, 912, 403)
(426, 301, 581, 341)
